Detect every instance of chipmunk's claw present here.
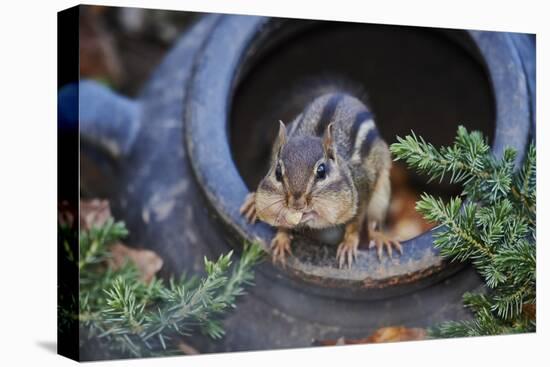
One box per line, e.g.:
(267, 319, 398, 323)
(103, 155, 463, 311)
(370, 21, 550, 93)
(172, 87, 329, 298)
(239, 192, 257, 223)
(271, 231, 293, 267)
(368, 229, 402, 261)
(336, 232, 359, 269)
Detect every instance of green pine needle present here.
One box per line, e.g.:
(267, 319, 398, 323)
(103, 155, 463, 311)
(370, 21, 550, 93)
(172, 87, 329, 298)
(67, 217, 264, 359)
(391, 126, 536, 338)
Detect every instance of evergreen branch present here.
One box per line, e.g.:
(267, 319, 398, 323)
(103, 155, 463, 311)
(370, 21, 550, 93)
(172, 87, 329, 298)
(517, 144, 536, 204)
(71, 216, 264, 359)
(416, 195, 494, 261)
(391, 126, 517, 203)
(390, 127, 491, 184)
(79, 219, 128, 270)
(511, 144, 536, 223)
(391, 126, 536, 338)
(490, 282, 533, 320)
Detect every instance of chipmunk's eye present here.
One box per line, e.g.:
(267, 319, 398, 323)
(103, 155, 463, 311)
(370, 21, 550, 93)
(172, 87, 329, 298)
(316, 163, 326, 180)
(275, 164, 283, 182)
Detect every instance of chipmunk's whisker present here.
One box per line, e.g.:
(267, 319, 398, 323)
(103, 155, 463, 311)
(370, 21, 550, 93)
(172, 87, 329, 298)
(258, 198, 284, 215)
(275, 205, 286, 225)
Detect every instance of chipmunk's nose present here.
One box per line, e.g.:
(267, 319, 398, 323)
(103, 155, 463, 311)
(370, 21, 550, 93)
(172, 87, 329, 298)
(289, 193, 307, 211)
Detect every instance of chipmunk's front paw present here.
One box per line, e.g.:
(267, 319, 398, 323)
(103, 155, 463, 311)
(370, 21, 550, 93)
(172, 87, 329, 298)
(239, 192, 257, 223)
(271, 230, 293, 266)
(369, 229, 403, 261)
(336, 230, 359, 269)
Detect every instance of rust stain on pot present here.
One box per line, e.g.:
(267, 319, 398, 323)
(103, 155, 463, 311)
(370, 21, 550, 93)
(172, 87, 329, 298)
(361, 263, 446, 289)
(274, 245, 445, 290)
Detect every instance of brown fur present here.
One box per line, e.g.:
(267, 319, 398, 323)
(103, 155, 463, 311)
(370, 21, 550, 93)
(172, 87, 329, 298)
(241, 92, 400, 267)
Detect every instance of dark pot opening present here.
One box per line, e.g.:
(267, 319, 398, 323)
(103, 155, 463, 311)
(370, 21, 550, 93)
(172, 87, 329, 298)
(230, 21, 496, 235)
(184, 16, 530, 299)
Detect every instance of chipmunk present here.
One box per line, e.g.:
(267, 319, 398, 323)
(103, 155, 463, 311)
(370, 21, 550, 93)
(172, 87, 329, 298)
(239, 90, 402, 268)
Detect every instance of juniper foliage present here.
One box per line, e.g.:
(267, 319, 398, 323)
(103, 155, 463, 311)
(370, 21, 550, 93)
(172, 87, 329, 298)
(390, 126, 536, 337)
(70, 218, 263, 358)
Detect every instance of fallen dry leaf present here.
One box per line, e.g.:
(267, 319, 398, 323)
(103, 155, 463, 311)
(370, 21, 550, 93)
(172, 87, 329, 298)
(360, 326, 427, 343)
(80, 198, 163, 283)
(314, 326, 427, 346)
(79, 6, 122, 83)
(522, 303, 536, 321)
(387, 163, 435, 241)
(177, 340, 200, 355)
(80, 199, 112, 230)
(108, 242, 163, 284)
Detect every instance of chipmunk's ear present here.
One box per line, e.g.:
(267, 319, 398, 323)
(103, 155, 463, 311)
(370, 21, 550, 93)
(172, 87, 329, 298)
(323, 122, 337, 160)
(273, 120, 287, 155)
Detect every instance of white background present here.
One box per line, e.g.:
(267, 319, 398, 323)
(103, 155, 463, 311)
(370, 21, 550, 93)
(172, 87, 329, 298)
(0, 0, 547, 366)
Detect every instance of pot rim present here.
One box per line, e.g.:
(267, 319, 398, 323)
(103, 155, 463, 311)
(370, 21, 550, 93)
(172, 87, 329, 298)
(183, 15, 531, 299)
